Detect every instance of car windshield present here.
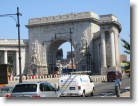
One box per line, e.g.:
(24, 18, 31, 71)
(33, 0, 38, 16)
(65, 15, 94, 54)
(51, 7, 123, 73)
(12, 84, 37, 93)
(0, 87, 13, 93)
(108, 72, 116, 75)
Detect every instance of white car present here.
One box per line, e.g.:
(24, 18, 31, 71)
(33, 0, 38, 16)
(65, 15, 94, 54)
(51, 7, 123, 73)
(14, 75, 20, 80)
(58, 75, 95, 97)
(11, 81, 59, 98)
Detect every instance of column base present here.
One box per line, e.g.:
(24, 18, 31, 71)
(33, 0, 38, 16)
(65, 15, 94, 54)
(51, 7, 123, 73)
(101, 67, 108, 75)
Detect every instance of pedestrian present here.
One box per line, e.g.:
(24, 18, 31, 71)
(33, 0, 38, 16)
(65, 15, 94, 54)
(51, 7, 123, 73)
(114, 73, 121, 97)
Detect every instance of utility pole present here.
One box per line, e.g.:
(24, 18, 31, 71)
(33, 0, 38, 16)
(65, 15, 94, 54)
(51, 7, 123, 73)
(70, 28, 74, 72)
(55, 28, 74, 72)
(85, 40, 91, 71)
(52, 38, 54, 77)
(0, 7, 22, 83)
(86, 41, 88, 71)
(43, 37, 55, 77)
(17, 7, 22, 83)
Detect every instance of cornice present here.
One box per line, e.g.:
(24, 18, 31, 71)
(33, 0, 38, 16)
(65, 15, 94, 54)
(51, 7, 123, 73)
(26, 12, 99, 28)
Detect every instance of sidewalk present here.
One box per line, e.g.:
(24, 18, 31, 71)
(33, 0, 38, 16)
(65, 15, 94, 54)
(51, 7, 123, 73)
(120, 87, 130, 97)
(112, 87, 130, 97)
(120, 91, 130, 97)
(94, 87, 131, 97)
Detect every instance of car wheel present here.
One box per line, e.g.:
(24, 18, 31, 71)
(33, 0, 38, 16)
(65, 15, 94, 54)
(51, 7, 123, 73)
(91, 88, 95, 96)
(82, 91, 85, 97)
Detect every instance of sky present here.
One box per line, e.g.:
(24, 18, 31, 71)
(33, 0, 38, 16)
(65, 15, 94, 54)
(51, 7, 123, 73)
(0, 1, 138, 105)
(0, 0, 130, 58)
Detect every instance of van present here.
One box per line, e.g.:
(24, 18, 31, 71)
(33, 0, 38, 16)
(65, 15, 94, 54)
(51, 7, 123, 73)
(58, 75, 95, 97)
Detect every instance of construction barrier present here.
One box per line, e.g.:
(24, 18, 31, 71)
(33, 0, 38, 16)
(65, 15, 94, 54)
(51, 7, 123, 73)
(8, 75, 107, 82)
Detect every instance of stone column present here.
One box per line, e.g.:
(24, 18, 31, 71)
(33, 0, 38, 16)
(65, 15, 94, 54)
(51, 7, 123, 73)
(16, 51, 19, 75)
(4, 50, 7, 64)
(101, 31, 106, 67)
(110, 30, 116, 66)
(43, 42, 47, 64)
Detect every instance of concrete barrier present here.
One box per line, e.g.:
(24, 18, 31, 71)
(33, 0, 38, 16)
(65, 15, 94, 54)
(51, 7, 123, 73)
(9, 75, 107, 82)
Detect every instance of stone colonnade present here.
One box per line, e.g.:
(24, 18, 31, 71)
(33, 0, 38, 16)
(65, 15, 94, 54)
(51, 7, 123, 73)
(101, 30, 116, 68)
(0, 50, 19, 75)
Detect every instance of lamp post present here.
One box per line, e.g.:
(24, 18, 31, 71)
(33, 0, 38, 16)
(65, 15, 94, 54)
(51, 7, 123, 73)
(69, 28, 74, 72)
(43, 36, 56, 76)
(0, 7, 22, 83)
(85, 40, 91, 71)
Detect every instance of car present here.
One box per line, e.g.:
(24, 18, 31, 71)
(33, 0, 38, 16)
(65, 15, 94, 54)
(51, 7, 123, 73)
(10, 81, 59, 98)
(58, 75, 95, 97)
(0, 86, 14, 97)
(107, 71, 122, 82)
(125, 69, 130, 77)
(14, 75, 20, 80)
(62, 68, 76, 75)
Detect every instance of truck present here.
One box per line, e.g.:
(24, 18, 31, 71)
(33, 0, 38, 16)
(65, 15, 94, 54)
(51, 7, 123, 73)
(58, 75, 95, 97)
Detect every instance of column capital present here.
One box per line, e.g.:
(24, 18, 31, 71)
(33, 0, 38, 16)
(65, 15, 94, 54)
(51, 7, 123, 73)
(109, 28, 116, 33)
(4, 50, 8, 52)
(100, 30, 106, 34)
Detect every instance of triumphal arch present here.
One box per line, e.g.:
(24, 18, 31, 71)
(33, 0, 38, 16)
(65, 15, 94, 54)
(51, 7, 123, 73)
(0, 12, 121, 76)
(26, 12, 121, 75)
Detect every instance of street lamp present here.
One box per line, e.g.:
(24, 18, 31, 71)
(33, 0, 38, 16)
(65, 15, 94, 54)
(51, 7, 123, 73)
(85, 40, 91, 71)
(43, 36, 56, 76)
(0, 7, 22, 83)
(75, 36, 91, 72)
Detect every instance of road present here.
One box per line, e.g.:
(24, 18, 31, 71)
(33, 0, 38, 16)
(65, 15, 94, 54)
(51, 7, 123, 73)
(93, 75, 130, 97)
(5, 75, 130, 97)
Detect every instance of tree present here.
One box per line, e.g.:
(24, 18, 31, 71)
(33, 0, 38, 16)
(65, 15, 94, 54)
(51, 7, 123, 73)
(121, 39, 130, 54)
(121, 38, 130, 70)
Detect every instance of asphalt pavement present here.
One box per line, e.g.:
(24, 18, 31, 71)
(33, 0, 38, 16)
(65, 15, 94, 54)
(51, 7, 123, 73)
(4, 74, 131, 98)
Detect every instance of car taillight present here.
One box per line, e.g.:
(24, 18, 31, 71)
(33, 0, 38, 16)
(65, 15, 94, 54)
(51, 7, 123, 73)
(5, 94, 11, 98)
(32, 95, 40, 98)
(78, 86, 81, 90)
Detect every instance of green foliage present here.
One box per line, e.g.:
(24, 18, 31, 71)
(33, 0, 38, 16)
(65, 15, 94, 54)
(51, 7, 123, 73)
(121, 38, 130, 54)
(122, 61, 130, 70)
(121, 38, 130, 70)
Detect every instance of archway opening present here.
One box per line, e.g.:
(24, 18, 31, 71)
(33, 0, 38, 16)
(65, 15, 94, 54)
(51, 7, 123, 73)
(47, 40, 75, 75)
(56, 41, 75, 67)
(57, 42, 75, 59)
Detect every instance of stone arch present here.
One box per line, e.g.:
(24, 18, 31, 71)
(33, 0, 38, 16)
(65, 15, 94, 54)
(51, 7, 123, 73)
(26, 12, 122, 75)
(46, 37, 77, 74)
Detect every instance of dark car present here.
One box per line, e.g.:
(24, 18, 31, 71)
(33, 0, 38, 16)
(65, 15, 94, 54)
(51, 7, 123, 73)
(107, 71, 122, 82)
